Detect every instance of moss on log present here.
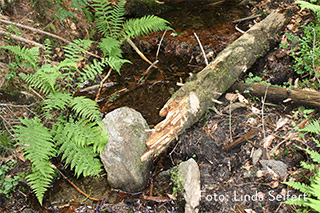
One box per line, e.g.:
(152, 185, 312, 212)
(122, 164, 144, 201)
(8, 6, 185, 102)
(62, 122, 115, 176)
(141, 11, 290, 161)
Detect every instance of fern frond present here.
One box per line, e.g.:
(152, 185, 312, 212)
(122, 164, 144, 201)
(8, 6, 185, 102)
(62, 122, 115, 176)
(0, 45, 40, 70)
(106, 56, 131, 73)
(98, 36, 122, 58)
(297, 145, 320, 164)
(92, 0, 113, 37)
(296, 0, 320, 17)
(19, 64, 61, 95)
(301, 161, 317, 171)
(70, 96, 100, 121)
(299, 120, 320, 134)
(54, 119, 107, 177)
(43, 39, 52, 64)
(14, 117, 56, 205)
(109, 0, 126, 38)
(27, 162, 55, 205)
(283, 180, 312, 196)
(43, 92, 72, 112)
(122, 15, 172, 41)
(63, 39, 93, 61)
(79, 58, 109, 81)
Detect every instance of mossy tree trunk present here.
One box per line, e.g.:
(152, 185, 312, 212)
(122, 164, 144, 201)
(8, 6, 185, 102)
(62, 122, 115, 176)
(141, 11, 290, 161)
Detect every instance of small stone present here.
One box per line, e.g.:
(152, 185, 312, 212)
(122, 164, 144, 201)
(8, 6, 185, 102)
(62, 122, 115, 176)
(260, 160, 288, 179)
(178, 158, 201, 213)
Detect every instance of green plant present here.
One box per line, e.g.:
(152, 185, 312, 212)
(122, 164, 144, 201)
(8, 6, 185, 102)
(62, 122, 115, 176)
(170, 166, 184, 196)
(296, 0, 320, 18)
(0, 161, 19, 198)
(1, 0, 171, 205)
(92, 0, 172, 58)
(283, 120, 320, 212)
(0, 39, 119, 205)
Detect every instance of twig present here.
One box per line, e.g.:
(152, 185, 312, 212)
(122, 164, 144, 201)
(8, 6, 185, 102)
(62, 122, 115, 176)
(193, 32, 208, 66)
(235, 25, 245, 34)
(95, 68, 113, 102)
(28, 87, 45, 101)
(139, 60, 159, 83)
(79, 82, 116, 92)
(232, 14, 261, 23)
(126, 38, 164, 75)
(311, 28, 320, 84)
(0, 19, 101, 59)
(0, 19, 70, 43)
(229, 99, 233, 143)
(261, 85, 268, 160)
(0, 30, 45, 48)
(53, 165, 100, 202)
(156, 30, 167, 60)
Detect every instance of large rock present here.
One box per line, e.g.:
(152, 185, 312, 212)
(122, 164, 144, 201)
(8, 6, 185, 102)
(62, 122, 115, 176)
(178, 158, 201, 213)
(100, 107, 151, 192)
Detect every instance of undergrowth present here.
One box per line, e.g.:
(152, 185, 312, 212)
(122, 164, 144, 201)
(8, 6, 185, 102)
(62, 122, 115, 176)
(0, 0, 171, 205)
(283, 120, 320, 212)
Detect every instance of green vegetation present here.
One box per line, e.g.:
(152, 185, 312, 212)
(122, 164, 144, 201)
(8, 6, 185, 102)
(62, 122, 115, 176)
(283, 120, 320, 212)
(282, 0, 320, 89)
(0, 0, 171, 205)
(170, 166, 184, 196)
(0, 161, 19, 198)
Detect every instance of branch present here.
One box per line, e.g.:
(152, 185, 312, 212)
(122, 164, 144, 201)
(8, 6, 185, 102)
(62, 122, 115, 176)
(0, 30, 45, 48)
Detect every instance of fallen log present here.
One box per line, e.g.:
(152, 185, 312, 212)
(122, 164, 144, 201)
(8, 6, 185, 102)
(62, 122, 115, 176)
(141, 11, 290, 161)
(230, 82, 320, 108)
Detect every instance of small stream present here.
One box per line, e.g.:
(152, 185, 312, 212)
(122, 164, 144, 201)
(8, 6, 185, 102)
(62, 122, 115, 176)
(78, 0, 248, 126)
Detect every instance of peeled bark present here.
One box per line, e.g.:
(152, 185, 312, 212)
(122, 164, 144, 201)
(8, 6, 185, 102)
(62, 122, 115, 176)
(141, 11, 290, 161)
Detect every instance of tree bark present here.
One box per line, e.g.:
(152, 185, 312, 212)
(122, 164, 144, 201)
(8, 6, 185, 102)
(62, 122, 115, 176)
(230, 82, 320, 108)
(141, 11, 290, 161)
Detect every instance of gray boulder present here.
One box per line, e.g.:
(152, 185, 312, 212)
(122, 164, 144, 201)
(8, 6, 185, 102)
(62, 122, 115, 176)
(100, 107, 151, 192)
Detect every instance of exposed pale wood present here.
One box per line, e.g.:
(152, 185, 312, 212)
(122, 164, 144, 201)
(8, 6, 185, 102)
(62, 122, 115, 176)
(141, 11, 290, 161)
(230, 82, 320, 108)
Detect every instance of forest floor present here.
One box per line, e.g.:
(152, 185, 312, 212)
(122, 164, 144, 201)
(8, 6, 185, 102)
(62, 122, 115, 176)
(0, 0, 320, 212)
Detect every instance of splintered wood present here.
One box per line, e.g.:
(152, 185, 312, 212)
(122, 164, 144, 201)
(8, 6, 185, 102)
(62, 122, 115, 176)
(141, 11, 290, 162)
(141, 92, 200, 161)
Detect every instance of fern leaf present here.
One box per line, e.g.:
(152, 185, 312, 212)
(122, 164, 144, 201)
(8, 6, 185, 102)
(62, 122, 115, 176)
(283, 181, 312, 196)
(43, 39, 52, 64)
(70, 96, 100, 121)
(92, 0, 113, 37)
(0, 45, 40, 70)
(27, 162, 55, 205)
(310, 172, 320, 200)
(299, 146, 320, 164)
(54, 119, 107, 177)
(299, 120, 320, 134)
(14, 117, 56, 205)
(43, 92, 72, 112)
(109, 0, 126, 39)
(122, 15, 172, 41)
(99, 36, 122, 58)
(296, 0, 320, 17)
(106, 56, 131, 74)
(19, 64, 61, 95)
(301, 161, 316, 171)
(63, 39, 93, 61)
(79, 58, 108, 81)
